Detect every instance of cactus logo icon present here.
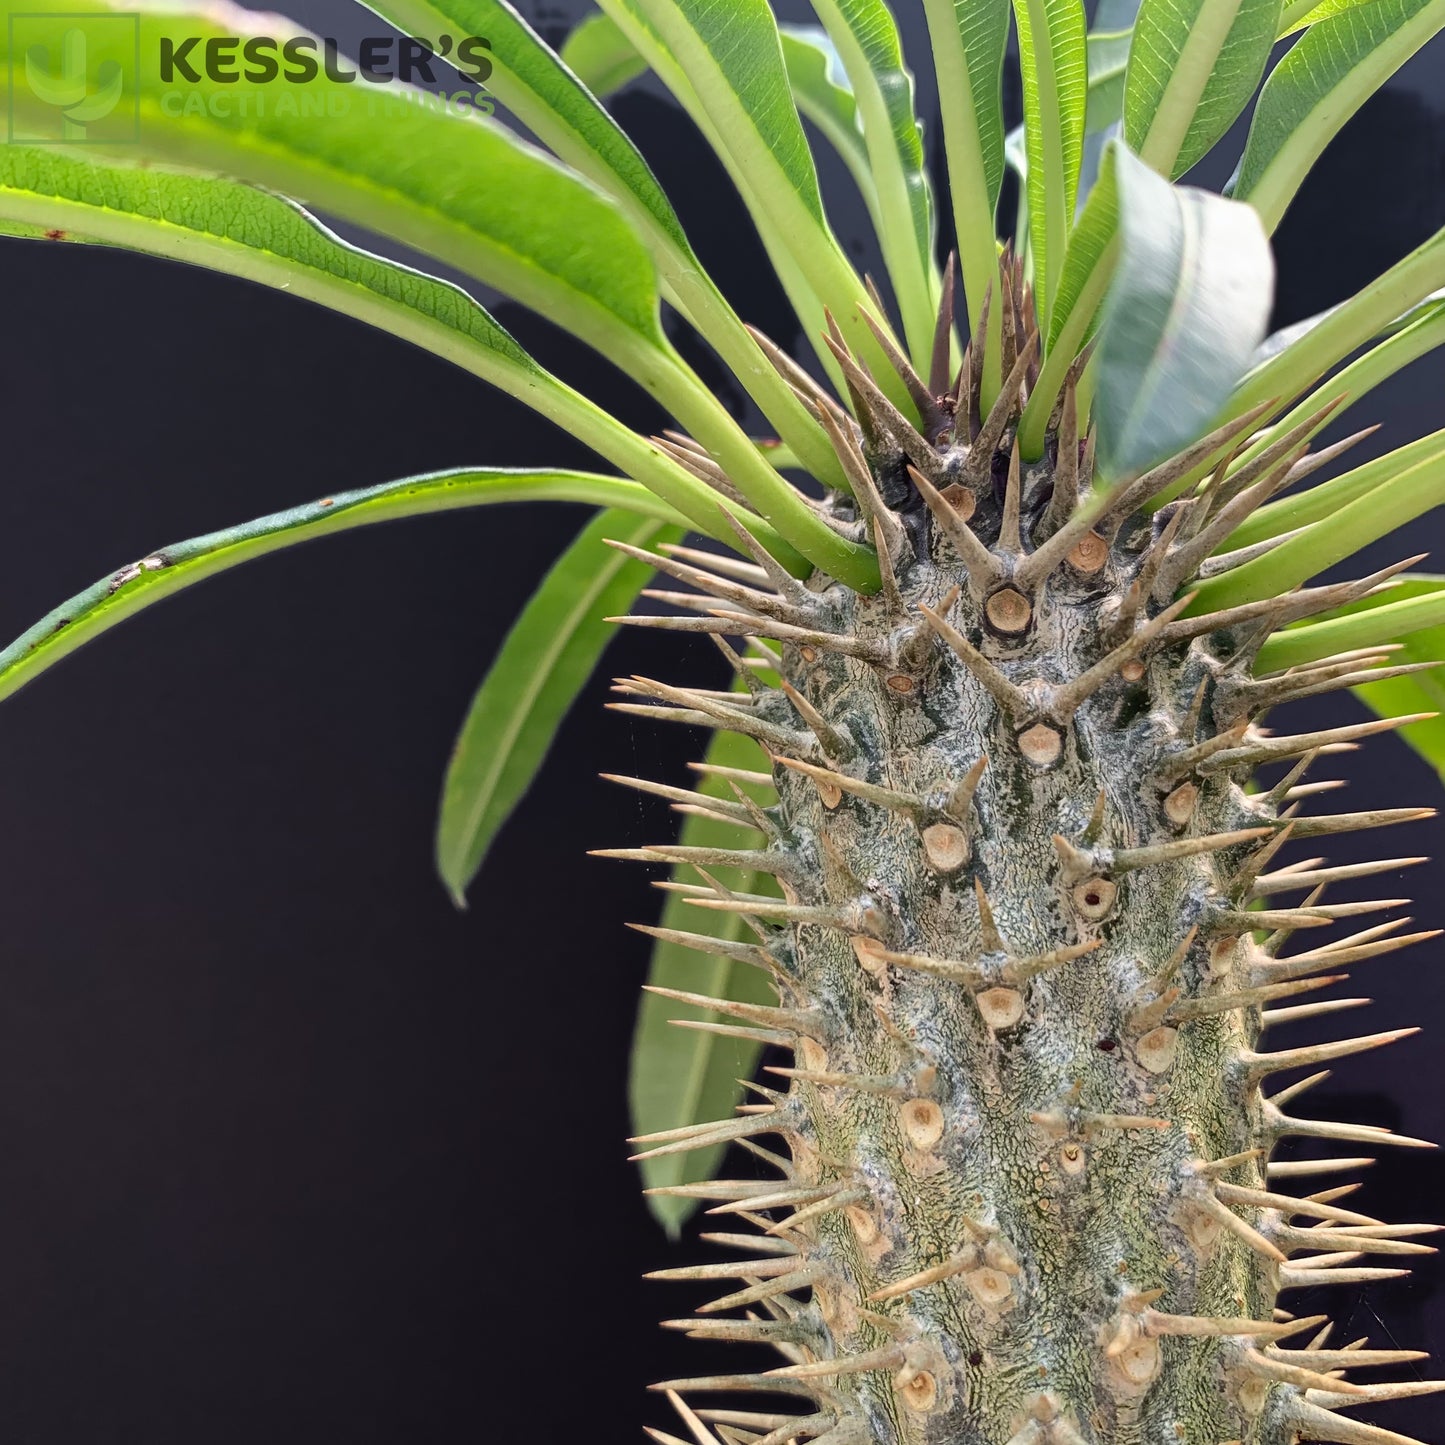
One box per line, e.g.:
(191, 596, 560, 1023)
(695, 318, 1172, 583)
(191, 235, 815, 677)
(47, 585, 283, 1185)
(8, 13, 140, 143)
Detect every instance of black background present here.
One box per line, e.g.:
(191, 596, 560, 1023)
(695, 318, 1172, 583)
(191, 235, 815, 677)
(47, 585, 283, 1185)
(1, 1, 1444, 1439)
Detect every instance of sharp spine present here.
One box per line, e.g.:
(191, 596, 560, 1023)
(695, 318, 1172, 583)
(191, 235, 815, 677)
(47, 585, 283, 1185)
(1253, 858, 1428, 896)
(919, 591, 1030, 714)
(866, 1249, 978, 1302)
(1239, 1027, 1419, 1079)
(1286, 1398, 1429, 1445)
(771, 755, 918, 814)
(641, 984, 819, 1037)
(909, 465, 1003, 584)
(1109, 827, 1272, 873)
(626, 922, 776, 972)
(1268, 1157, 1375, 1179)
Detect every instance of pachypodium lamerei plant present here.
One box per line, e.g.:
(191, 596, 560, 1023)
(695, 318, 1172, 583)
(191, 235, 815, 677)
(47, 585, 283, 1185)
(4, 0, 1445, 1440)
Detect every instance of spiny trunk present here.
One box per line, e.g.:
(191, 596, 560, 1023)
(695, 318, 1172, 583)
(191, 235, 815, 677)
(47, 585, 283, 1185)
(613, 275, 1437, 1445)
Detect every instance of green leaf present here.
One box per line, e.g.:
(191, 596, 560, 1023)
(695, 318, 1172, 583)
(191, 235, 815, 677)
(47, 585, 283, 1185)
(0, 145, 790, 559)
(1125, 0, 1282, 180)
(1232, 428, 1445, 550)
(0, 469, 679, 706)
(536, 14, 893, 339)
(559, 11, 648, 93)
(1221, 293, 1445, 493)
(4, 0, 669, 355)
(1233, 0, 1445, 232)
(1253, 284, 1445, 366)
(1257, 574, 1445, 669)
(0, 144, 533, 377)
(1230, 223, 1445, 421)
(1004, 21, 1139, 185)
(629, 727, 779, 1236)
(1018, 144, 1121, 457)
(1288, 577, 1445, 773)
(1186, 441, 1445, 614)
(805, 0, 936, 364)
(1093, 145, 1274, 480)
(1086, 21, 1136, 133)
(4, 1, 867, 578)
(919, 0, 1009, 357)
(1279, 0, 1379, 36)
(358, 0, 851, 497)
(1014, 0, 1089, 331)
(593, 0, 897, 402)
(437, 508, 682, 902)
(1255, 573, 1445, 781)
(779, 24, 881, 228)
(1354, 663, 1445, 772)
(1005, 19, 1134, 217)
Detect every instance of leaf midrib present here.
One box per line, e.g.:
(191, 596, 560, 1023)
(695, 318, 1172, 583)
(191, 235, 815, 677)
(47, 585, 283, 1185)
(448, 518, 658, 873)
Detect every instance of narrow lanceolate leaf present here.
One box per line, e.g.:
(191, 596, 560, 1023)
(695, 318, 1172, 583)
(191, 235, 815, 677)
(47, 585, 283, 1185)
(1234, 428, 1445, 549)
(1231, 222, 1445, 421)
(1258, 575, 1445, 670)
(0, 146, 755, 552)
(1277, 578, 1445, 775)
(630, 729, 779, 1236)
(1355, 650, 1445, 774)
(806, 0, 936, 365)
(1093, 145, 1274, 480)
(594, 0, 899, 404)
(437, 510, 684, 903)
(356, 0, 853, 503)
(0, 471, 679, 706)
(1280, 0, 1380, 36)
(1233, 0, 1445, 232)
(1012, 17, 1134, 213)
(1225, 294, 1445, 482)
(920, 0, 1009, 365)
(2, 0, 668, 360)
(779, 25, 882, 229)
(382, 8, 854, 501)
(1004, 19, 1138, 188)
(1188, 443, 1445, 612)
(9, 1, 856, 564)
(1255, 282, 1445, 367)
(1018, 144, 1120, 457)
(558, 10, 648, 93)
(0, 145, 539, 379)
(555, 16, 888, 249)
(1014, 0, 1089, 330)
(1125, 0, 1282, 180)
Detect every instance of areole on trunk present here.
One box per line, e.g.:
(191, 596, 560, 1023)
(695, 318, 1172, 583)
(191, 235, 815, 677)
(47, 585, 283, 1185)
(604, 264, 1443, 1445)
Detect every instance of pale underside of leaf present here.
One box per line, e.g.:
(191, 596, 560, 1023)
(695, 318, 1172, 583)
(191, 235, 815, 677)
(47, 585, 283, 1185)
(1093, 144, 1274, 480)
(920, 0, 1009, 386)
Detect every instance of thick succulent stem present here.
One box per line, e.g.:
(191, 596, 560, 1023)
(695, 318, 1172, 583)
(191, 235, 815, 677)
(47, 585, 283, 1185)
(614, 285, 1440, 1445)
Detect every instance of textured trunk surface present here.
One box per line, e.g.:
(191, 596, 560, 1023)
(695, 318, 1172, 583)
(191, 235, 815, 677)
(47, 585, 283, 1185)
(740, 528, 1282, 1445)
(616, 295, 1437, 1445)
